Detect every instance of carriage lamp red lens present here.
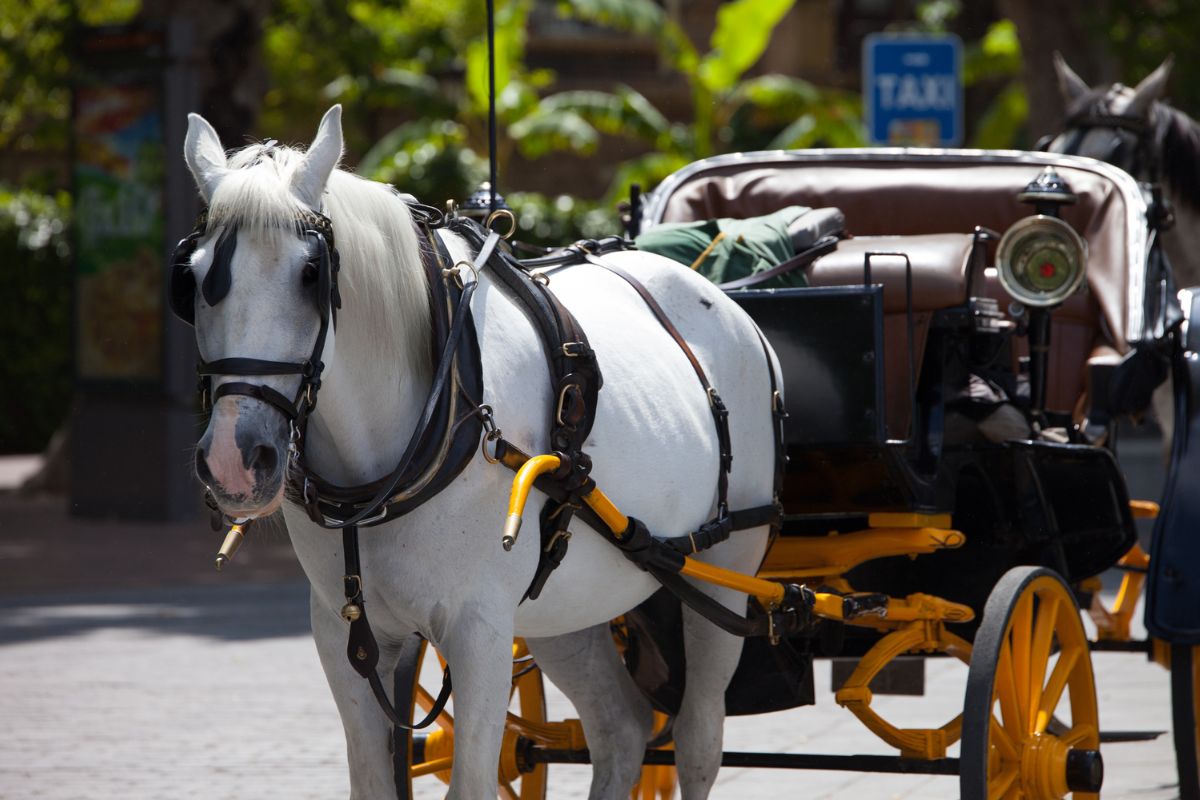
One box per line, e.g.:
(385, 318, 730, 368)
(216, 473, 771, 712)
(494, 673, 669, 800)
(996, 215, 1087, 308)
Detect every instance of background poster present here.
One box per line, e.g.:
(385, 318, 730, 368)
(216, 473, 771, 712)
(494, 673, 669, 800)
(75, 83, 164, 380)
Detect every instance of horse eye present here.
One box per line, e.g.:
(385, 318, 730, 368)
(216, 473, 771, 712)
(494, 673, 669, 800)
(302, 260, 319, 286)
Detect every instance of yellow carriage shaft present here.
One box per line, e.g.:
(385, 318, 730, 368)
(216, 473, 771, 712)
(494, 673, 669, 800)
(502, 454, 973, 625)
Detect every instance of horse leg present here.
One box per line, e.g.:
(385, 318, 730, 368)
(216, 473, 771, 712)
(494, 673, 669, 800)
(670, 587, 746, 800)
(527, 625, 654, 800)
(435, 603, 517, 799)
(309, 592, 403, 799)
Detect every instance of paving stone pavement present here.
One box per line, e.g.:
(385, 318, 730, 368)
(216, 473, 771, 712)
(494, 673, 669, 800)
(0, 433, 1183, 799)
(0, 576, 1183, 800)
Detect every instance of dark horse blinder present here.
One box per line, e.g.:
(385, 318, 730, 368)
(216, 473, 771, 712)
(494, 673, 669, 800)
(168, 208, 342, 422)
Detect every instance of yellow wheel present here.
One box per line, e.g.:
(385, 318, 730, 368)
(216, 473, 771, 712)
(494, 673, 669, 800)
(1172, 643, 1200, 800)
(961, 567, 1102, 799)
(395, 638, 549, 799)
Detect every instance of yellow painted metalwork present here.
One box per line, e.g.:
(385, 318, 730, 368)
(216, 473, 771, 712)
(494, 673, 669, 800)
(1130, 499, 1160, 519)
(679, 558, 787, 606)
(503, 454, 563, 549)
(759, 526, 965, 578)
(834, 620, 972, 759)
(815, 592, 974, 626)
(1087, 542, 1150, 642)
(984, 574, 1100, 799)
(583, 488, 630, 539)
(215, 523, 246, 570)
(867, 511, 954, 529)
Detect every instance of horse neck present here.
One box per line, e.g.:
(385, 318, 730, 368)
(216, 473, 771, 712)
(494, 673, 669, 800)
(1162, 197, 1200, 289)
(300, 187, 438, 486)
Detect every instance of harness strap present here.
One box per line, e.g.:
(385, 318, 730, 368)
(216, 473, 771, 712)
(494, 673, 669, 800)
(341, 524, 453, 730)
(293, 229, 488, 527)
(212, 381, 299, 421)
(585, 255, 734, 516)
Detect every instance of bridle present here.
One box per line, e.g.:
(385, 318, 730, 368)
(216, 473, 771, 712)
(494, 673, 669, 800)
(169, 206, 342, 435)
(1055, 90, 1161, 185)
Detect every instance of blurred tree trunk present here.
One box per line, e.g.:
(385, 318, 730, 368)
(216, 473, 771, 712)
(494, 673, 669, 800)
(997, 0, 1115, 139)
(142, 0, 270, 142)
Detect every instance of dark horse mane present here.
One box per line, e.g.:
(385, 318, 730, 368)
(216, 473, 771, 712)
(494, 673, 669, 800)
(1156, 103, 1200, 211)
(1065, 87, 1200, 211)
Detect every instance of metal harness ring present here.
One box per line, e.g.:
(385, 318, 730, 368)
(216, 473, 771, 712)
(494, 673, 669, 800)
(486, 208, 517, 240)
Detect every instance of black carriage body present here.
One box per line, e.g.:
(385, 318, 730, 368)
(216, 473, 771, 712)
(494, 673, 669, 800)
(625, 150, 1159, 717)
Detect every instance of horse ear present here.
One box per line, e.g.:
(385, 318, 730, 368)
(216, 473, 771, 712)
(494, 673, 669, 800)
(185, 113, 228, 204)
(292, 105, 344, 211)
(1127, 55, 1174, 118)
(1053, 52, 1090, 104)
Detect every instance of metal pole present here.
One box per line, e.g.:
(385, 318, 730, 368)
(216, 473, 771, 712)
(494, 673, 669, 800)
(486, 0, 497, 212)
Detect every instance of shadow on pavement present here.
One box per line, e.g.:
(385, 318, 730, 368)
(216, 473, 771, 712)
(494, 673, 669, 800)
(0, 581, 312, 645)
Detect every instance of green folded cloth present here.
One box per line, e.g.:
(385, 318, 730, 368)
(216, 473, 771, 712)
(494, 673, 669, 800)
(635, 205, 812, 287)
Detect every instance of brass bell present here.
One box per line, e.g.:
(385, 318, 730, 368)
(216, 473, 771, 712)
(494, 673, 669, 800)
(341, 603, 363, 623)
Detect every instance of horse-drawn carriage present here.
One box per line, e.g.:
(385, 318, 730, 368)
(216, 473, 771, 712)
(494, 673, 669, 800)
(179, 104, 1199, 800)
(388, 147, 1196, 799)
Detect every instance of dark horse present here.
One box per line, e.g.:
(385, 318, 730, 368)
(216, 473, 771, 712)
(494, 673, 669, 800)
(1050, 54, 1200, 290)
(1049, 54, 1200, 443)
(1051, 54, 1200, 799)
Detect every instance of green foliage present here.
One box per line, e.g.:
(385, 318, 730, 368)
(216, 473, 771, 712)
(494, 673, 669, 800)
(360, 118, 487, 204)
(964, 20, 1026, 149)
(0, 0, 137, 167)
(1093, 1, 1200, 117)
(505, 191, 618, 245)
(0, 187, 72, 453)
(552, 0, 865, 202)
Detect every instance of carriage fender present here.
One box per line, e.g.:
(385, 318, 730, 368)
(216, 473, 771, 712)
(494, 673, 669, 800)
(1146, 288, 1200, 643)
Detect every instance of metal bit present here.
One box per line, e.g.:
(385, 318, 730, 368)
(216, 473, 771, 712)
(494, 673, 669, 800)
(215, 523, 247, 570)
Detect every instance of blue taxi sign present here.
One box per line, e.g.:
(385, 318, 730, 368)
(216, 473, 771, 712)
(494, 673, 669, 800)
(864, 34, 962, 147)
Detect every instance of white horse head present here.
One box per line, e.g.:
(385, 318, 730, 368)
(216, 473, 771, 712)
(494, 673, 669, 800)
(182, 107, 346, 517)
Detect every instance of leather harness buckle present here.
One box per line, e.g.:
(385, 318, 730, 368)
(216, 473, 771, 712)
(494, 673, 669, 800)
(343, 574, 362, 599)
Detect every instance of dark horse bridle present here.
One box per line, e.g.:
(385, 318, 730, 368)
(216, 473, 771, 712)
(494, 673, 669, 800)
(170, 206, 342, 435)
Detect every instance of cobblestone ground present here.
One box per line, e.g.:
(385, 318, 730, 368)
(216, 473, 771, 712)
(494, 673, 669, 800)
(0, 579, 1182, 800)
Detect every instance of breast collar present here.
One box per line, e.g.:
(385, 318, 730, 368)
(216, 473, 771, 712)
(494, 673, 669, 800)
(284, 204, 487, 529)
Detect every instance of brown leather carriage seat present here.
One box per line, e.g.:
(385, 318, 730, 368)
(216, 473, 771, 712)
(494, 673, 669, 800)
(806, 234, 976, 312)
(656, 157, 1140, 419)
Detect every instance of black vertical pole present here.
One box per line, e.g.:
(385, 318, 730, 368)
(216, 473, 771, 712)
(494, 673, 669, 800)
(486, 0, 498, 213)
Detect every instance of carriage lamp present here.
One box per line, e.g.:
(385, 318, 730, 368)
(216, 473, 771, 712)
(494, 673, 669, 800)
(996, 214, 1088, 308)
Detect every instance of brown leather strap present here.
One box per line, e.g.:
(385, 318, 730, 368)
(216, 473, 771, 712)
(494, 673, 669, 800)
(585, 256, 732, 514)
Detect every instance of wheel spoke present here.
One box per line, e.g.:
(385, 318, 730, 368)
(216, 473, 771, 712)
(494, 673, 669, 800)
(1011, 591, 1034, 730)
(996, 636, 1023, 741)
(988, 764, 1019, 799)
(990, 716, 1020, 763)
(1027, 594, 1060, 733)
(499, 779, 518, 800)
(1034, 647, 1080, 734)
(1060, 721, 1099, 748)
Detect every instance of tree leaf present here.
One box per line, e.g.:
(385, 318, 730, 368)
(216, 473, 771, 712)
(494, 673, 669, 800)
(557, 0, 698, 74)
(508, 110, 599, 158)
(697, 0, 796, 93)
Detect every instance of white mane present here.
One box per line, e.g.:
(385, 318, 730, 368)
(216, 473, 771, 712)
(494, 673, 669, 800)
(208, 143, 432, 375)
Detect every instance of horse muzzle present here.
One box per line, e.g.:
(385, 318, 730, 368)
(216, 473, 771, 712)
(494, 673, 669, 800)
(195, 396, 288, 518)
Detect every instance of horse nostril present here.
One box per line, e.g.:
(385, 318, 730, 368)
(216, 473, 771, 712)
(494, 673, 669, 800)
(195, 447, 215, 485)
(247, 444, 279, 475)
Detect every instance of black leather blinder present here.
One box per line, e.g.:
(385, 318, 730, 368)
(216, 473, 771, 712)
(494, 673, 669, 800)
(305, 228, 341, 327)
(169, 231, 202, 325)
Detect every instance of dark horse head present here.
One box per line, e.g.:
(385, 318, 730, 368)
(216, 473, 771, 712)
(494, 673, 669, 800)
(1049, 53, 1200, 212)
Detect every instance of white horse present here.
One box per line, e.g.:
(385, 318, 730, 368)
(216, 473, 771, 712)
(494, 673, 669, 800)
(180, 105, 780, 799)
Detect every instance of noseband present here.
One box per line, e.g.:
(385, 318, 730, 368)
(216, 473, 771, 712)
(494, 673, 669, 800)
(169, 206, 342, 427)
